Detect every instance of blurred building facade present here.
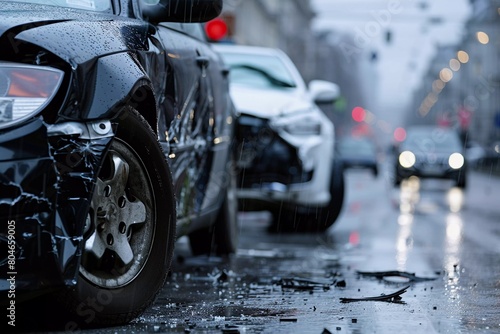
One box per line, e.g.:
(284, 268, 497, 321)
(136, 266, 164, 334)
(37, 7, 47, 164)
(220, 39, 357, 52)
(220, 0, 316, 80)
(408, 0, 500, 146)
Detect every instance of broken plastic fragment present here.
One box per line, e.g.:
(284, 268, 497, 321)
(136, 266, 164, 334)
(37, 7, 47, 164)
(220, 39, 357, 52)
(276, 277, 334, 291)
(356, 270, 438, 282)
(339, 285, 410, 303)
(335, 280, 346, 288)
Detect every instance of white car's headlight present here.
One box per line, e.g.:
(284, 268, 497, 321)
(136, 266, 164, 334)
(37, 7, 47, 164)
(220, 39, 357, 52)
(0, 62, 64, 127)
(284, 121, 321, 136)
(399, 150, 416, 168)
(272, 108, 323, 136)
(448, 152, 465, 169)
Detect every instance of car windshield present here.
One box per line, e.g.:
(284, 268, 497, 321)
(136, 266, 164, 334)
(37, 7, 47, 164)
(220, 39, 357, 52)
(339, 139, 376, 155)
(403, 128, 463, 152)
(219, 52, 297, 89)
(5, 0, 111, 11)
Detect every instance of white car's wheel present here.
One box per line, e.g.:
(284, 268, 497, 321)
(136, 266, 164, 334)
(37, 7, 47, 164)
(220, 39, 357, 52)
(317, 158, 345, 230)
(270, 159, 345, 233)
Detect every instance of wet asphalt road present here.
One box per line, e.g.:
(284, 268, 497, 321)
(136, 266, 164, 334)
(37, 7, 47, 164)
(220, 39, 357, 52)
(23, 164, 500, 333)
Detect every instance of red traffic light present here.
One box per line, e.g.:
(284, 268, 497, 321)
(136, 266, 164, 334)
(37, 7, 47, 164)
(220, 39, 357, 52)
(205, 18, 228, 41)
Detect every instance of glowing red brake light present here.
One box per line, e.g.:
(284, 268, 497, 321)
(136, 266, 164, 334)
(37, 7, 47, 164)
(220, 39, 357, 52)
(205, 18, 227, 41)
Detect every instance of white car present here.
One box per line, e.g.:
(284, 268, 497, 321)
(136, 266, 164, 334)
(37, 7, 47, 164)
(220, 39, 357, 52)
(214, 44, 344, 232)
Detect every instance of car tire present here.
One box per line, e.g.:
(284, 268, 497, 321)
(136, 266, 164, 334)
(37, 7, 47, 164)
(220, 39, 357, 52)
(310, 158, 345, 232)
(189, 167, 239, 256)
(456, 173, 467, 189)
(394, 173, 402, 186)
(57, 107, 176, 327)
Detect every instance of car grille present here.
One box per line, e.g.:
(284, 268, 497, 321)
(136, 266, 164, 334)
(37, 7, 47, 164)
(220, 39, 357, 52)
(413, 154, 450, 173)
(235, 114, 312, 187)
(416, 154, 447, 166)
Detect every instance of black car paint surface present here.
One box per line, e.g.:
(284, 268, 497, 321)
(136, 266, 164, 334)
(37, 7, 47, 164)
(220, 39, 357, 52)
(0, 0, 236, 326)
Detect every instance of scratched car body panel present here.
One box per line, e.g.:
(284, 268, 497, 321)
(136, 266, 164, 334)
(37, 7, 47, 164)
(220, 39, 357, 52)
(0, 0, 239, 326)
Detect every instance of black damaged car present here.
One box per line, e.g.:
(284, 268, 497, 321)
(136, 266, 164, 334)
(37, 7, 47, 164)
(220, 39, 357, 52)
(0, 0, 239, 327)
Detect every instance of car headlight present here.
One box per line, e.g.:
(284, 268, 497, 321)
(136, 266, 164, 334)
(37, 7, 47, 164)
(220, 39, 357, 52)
(271, 108, 324, 136)
(0, 62, 64, 127)
(399, 150, 416, 168)
(284, 121, 322, 136)
(448, 152, 465, 169)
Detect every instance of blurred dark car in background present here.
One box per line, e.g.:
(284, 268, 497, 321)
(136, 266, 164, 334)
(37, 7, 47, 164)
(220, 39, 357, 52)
(0, 0, 239, 327)
(338, 136, 379, 177)
(394, 126, 467, 188)
(214, 44, 344, 233)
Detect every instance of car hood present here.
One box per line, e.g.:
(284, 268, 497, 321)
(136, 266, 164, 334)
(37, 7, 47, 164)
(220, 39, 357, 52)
(0, 2, 148, 64)
(229, 84, 313, 119)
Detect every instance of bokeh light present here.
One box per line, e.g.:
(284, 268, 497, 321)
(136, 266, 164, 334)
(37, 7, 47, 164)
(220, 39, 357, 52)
(476, 31, 489, 44)
(394, 127, 406, 142)
(457, 50, 469, 63)
(432, 79, 445, 92)
(449, 59, 461, 71)
(352, 106, 366, 122)
(439, 68, 453, 82)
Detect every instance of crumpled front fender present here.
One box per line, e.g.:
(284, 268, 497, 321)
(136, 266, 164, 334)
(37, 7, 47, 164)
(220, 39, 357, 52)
(0, 118, 113, 297)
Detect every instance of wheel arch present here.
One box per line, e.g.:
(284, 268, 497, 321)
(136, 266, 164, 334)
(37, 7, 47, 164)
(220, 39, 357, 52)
(125, 82, 159, 135)
(60, 52, 162, 133)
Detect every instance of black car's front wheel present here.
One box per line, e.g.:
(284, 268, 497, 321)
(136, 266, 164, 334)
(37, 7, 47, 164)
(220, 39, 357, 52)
(61, 108, 176, 326)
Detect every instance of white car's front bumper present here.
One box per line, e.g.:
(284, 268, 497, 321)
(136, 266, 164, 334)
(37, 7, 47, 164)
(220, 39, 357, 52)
(237, 112, 335, 207)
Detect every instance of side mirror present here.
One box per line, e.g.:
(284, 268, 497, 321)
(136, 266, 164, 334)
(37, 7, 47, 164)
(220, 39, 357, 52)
(308, 80, 340, 104)
(141, 0, 223, 24)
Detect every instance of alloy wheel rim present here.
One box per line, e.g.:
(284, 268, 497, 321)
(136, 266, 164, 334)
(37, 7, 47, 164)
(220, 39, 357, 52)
(80, 139, 155, 288)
